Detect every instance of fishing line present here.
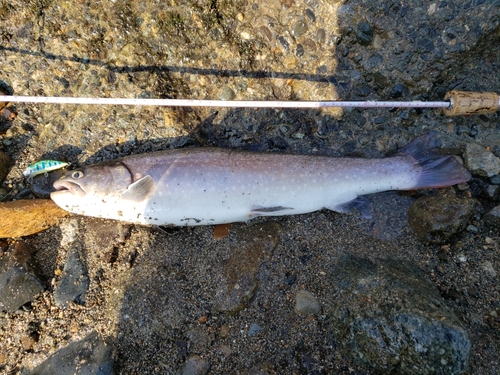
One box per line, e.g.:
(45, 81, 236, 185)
(0, 90, 498, 116)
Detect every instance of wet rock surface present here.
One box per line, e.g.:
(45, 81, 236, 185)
(408, 191, 475, 244)
(0, 242, 44, 312)
(0, 0, 499, 374)
(328, 253, 471, 375)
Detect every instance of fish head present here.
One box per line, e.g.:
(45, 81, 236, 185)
(51, 162, 133, 210)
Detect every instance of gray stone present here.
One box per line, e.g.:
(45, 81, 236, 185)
(21, 331, 113, 375)
(294, 290, 320, 315)
(179, 355, 210, 375)
(55, 241, 90, 308)
(0, 242, 44, 312)
(464, 143, 500, 178)
(484, 205, 500, 228)
(408, 192, 475, 244)
(328, 254, 471, 375)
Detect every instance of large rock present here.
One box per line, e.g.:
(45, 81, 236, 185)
(328, 254, 471, 375)
(55, 240, 90, 308)
(21, 331, 113, 375)
(0, 242, 44, 312)
(408, 192, 475, 243)
(464, 143, 500, 178)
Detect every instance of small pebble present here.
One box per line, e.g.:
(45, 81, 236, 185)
(218, 87, 235, 101)
(247, 323, 262, 337)
(296, 44, 304, 57)
(21, 335, 37, 350)
(354, 85, 371, 97)
(292, 18, 308, 38)
(305, 9, 316, 22)
(466, 225, 478, 233)
(390, 84, 404, 98)
(278, 36, 289, 50)
(219, 345, 232, 358)
(295, 290, 320, 315)
(284, 272, 297, 286)
(355, 22, 374, 46)
(316, 28, 326, 44)
(482, 262, 497, 277)
(219, 325, 230, 338)
(283, 56, 297, 68)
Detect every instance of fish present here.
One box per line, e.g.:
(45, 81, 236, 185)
(23, 160, 69, 181)
(50, 134, 471, 226)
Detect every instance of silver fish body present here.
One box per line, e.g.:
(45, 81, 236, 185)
(51, 134, 471, 226)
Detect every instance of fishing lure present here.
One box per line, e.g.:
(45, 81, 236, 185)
(23, 160, 69, 181)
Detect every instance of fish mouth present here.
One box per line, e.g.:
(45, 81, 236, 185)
(52, 180, 87, 197)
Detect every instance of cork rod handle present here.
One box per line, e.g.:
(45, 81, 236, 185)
(444, 90, 499, 116)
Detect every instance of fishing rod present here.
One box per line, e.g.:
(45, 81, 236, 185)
(0, 90, 498, 116)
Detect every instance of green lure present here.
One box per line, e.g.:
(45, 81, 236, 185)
(23, 160, 69, 180)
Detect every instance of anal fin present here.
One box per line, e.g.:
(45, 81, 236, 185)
(251, 205, 294, 213)
(329, 196, 372, 219)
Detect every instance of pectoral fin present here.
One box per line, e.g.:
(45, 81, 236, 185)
(121, 175, 156, 202)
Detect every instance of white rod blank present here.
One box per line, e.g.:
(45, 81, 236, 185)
(0, 95, 451, 109)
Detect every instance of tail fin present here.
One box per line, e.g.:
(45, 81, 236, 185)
(398, 133, 471, 189)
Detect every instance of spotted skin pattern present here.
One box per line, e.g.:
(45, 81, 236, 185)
(50, 134, 471, 226)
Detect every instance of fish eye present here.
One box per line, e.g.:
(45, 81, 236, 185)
(71, 171, 84, 179)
